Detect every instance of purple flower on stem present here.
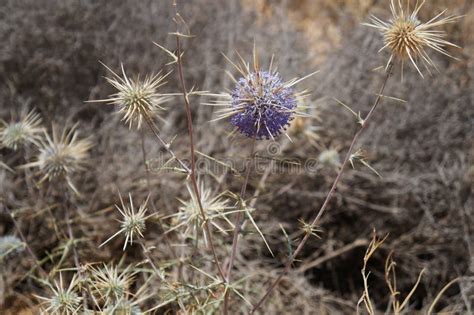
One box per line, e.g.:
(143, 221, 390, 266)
(230, 71, 297, 139)
(206, 47, 317, 140)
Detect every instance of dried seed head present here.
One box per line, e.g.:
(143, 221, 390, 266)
(0, 235, 24, 261)
(365, 0, 460, 77)
(93, 63, 171, 129)
(36, 273, 82, 315)
(90, 264, 134, 304)
(318, 149, 340, 168)
(100, 193, 151, 250)
(172, 181, 233, 242)
(208, 47, 317, 140)
(22, 124, 93, 194)
(0, 109, 43, 150)
(298, 219, 323, 239)
(180, 182, 230, 219)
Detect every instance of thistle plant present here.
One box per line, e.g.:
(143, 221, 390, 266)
(209, 47, 318, 313)
(171, 10, 228, 283)
(209, 48, 316, 140)
(0, 109, 43, 150)
(100, 192, 152, 250)
(318, 149, 341, 168)
(22, 124, 93, 195)
(1, 1, 468, 314)
(0, 235, 24, 261)
(91, 62, 190, 173)
(364, 0, 461, 77)
(36, 273, 82, 315)
(89, 264, 135, 305)
(251, 2, 461, 312)
(170, 181, 235, 241)
(92, 63, 171, 129)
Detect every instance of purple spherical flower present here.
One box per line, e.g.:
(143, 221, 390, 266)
(230, 70, 297, 139)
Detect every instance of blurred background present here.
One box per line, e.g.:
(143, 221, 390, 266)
(0, 0, 473, 313)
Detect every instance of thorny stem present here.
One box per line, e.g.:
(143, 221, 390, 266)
(63, 194, 80, 270)
(251, 63, 394, 313)
(144, 116, 190, 174)
(138, 240, 165, 281)
(172, 3, 226, 282)
(224, 136, 257, 314)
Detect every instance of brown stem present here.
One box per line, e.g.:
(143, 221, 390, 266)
(224, 136, 257, 314)
(63, 194, 80, 270)
(250, 63, 394, 314)
(138, 240, 164, 281)
(172, 4, 226, 282)
(62, 190, 88, 310)
(144, 116, 190, 174)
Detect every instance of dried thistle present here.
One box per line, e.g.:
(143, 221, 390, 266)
(92, 63, 171, 129)
(170, 181, 234, 242)
(318, 149, 341, 168)
(36, 273, 82, 315)
(349, 148, 382, 178)
(0, 235, 24, 261)
(0, 109, 43, 150)
(22, 124, 93, 195)
(89, 264, 135, 305)
(206, 46, 317, 140)
(298, 219, 323, 239)
(364, 0, 461, 77)
(100, 193, 152, 250)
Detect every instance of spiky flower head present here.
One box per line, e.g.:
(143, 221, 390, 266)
(22, 124, 93, 195)
(0, 235, 24, 261)
(208, 47, 316, 140)
(171, 180, 234, 242)
(90, 264, 134, 305)
(365, 0, 460, 77)
(92, 63, 171, 129)
(0, 109, 43, 150)
(100, 193, 152, 250)
(318, 149, 340, 168)
(36, 273, 82, 315)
